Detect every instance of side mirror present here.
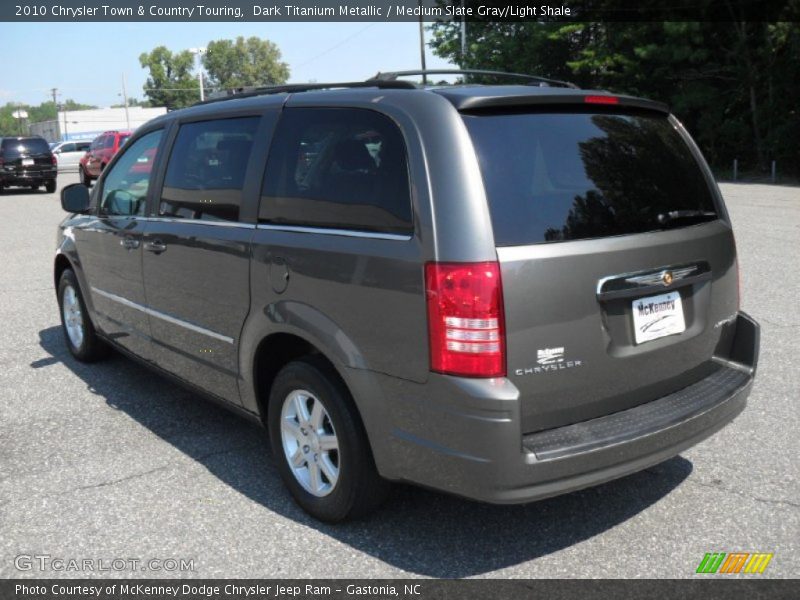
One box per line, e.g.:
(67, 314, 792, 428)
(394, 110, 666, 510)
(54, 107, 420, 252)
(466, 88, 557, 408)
(61, 183, 91, 213)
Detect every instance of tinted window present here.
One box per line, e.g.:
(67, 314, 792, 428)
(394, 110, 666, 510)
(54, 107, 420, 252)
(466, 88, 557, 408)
(100, 130, 162, 216)
(260, 108, 412, 235)
(118, 133, 131, 148)
(60, 143, 76, 152)
(1, 137, 50, 156)
(463, 112, 718, 246)
(160, 117, 258, 222)
(103, 135, 115, 149)
(76, 142, 91, 151)
(91, 136, 104, 150)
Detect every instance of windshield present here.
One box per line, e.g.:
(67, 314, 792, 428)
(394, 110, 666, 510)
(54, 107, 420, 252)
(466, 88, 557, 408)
(463, 111, 718, 246)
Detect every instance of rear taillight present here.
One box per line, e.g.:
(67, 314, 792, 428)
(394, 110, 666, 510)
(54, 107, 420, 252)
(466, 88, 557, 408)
(425, 261, 506, 378)
(51, 154, 57, 165)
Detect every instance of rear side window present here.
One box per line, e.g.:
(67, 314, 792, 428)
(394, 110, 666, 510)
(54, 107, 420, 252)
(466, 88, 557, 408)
(118, 134, 131, 148)
(160, 117, 259, 222)
(260, 108, 412, 235)
(1, 137, 50, 156)
(463, 112, 718, 246)
(103, 135, 115, 149)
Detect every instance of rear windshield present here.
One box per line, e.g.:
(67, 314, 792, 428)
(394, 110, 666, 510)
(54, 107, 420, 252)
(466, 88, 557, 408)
(463, 112, 718, 246)
(1, 137, 50, 156)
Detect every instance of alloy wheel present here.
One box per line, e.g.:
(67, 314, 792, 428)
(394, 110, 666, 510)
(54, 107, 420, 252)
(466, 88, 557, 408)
(62, 284, 84, 349)
(280, 389, 340, 497)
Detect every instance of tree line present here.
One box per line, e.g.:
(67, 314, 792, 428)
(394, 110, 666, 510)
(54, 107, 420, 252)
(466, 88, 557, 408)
(430, 21, 800, 177)
(139, 36, 290, 110)
(0, 99, 96, 137)
(0, 35, 289, 136)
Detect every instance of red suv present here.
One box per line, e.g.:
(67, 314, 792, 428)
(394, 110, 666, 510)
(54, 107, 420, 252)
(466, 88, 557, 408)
(79, 130, 132, 185)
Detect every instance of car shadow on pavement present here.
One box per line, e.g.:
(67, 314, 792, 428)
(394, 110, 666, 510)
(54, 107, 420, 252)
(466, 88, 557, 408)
(37, 325, 693, 578)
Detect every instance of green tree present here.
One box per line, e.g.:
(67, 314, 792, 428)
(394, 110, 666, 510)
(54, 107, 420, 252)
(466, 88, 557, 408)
(430, 21, 578, 84)
(139, 46, 199, 110)
(0, 103, 25, 135)
(430, 15, 800, 177)
(203, 36, 290, 91)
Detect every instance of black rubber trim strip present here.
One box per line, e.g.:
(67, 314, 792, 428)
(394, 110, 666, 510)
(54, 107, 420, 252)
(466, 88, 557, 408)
(523, 366, 750, 461)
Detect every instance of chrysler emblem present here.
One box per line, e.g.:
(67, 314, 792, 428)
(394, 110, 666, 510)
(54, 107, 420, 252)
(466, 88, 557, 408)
(662, 271, 674, 286)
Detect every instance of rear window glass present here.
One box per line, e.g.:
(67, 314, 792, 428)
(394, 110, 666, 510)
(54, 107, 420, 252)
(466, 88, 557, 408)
(463, 112, 718, 246)
(160, 116, 259, 222)
(1, 138, 50, 156)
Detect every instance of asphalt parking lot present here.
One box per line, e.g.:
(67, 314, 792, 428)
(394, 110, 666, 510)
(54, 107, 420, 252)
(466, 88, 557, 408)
(0, 175, 797, 579)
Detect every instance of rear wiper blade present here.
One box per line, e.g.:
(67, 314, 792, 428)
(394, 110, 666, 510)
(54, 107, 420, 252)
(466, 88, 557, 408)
(657, 210, 717, 225)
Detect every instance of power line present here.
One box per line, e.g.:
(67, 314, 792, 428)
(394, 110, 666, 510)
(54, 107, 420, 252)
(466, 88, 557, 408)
(296, 23, 377, 68)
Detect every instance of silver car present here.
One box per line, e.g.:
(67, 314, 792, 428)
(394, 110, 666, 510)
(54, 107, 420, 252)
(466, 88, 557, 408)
(52, 140, 92, 172)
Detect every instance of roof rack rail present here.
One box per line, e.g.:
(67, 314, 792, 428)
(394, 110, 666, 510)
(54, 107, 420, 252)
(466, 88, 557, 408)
(194, 79, 417, 106)
(369, 69, 579, 89)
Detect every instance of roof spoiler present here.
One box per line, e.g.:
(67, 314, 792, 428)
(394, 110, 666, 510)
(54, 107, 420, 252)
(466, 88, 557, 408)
(450, 92, 670, 114)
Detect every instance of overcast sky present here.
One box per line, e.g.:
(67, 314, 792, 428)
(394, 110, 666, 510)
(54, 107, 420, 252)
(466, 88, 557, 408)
(0, 21, 454, 107)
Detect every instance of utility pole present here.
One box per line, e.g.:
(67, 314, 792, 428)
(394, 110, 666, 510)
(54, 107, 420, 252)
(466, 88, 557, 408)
(189, 47, 206, 101)
(418, 2, 427, 85)
(121, 73, 131, 129)
(460, 0, 467, 63)
(51, 88, 62, 140)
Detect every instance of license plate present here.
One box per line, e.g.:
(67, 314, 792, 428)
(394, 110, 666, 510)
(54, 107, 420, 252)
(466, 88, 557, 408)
(632, 291, 686, 344)
(22, 158, 34, 166)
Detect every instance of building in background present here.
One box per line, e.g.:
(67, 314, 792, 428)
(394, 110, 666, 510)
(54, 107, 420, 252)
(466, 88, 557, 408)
(30, 106, 166, 142)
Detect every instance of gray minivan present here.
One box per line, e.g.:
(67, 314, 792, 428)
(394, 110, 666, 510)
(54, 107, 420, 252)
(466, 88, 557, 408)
(55, 71, 759, 521)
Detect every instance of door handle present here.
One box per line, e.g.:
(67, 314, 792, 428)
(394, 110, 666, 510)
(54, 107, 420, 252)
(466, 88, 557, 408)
(120, 237, 140, 250)
(144, 240, 167, 254)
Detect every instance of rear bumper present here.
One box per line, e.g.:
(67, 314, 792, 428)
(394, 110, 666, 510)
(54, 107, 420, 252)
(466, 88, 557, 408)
(0, 169, 57, 184)
(362, 312, 758, 503)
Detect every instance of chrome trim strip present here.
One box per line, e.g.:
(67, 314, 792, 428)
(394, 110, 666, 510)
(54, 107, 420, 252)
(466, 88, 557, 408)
(625, 266, 697, 286)
(140, 217, 256, 229)
(256, 223, 412, 241)
(90, 287, 234, 344)
(595, 263, 707, 296)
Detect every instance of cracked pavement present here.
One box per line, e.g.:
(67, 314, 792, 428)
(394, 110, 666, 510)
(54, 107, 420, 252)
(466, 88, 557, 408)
(0, 176, 797, 578)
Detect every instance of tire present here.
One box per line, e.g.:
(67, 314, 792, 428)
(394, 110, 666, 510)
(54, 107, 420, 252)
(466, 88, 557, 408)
(57, 268, 110, 362)
(268, 357, 389, 522)
(45, 180, 56, 193)
(79, 167, 92, 186)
